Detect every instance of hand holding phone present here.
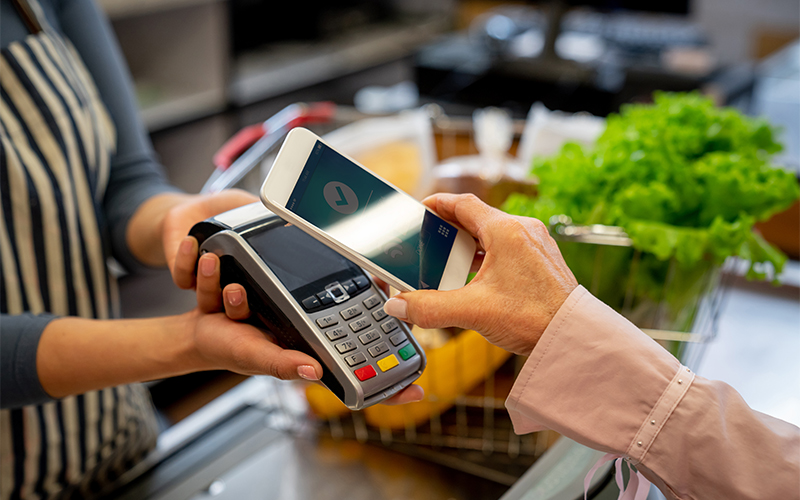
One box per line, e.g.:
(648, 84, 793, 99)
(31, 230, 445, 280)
(260, 128, 476, 292)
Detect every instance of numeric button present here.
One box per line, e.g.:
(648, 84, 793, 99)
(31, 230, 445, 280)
(372, 309, 388, 322)
(363, 295, 381, 310)
(325, 327, 347, 341)
(368, 342, 390, 358)
(335, 340, 357, 354)
(358, 329, 380, 345)
(349, 317, 371, 333)
(340, 305, 362, 320)
(316, 315, 338, 328)
(380, 319, 399, 334)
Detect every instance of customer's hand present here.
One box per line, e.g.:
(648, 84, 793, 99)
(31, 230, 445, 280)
(166, 189, 258, 295)
(383, 193, 578, 357)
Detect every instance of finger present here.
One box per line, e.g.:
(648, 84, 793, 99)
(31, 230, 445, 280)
(164, 190, 257, 274)
(423, 193, 503, 243)
(384, 289, 473, 330)
(382, 384, 424, 405)
(223, 283, 251, 320)
(201, 189, 259, 220)
(235, 336, 323, 381)
(173, 237, 198, 289)
(162, 194, 197, 274)
(196, 253, 223, 313)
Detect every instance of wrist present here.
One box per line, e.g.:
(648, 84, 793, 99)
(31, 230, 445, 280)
(127, 193, 194, 266)
(174, 311, 213, 373)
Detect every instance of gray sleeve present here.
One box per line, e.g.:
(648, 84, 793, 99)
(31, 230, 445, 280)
(56, 0, 182, 272)
(1, 313, 57, 408)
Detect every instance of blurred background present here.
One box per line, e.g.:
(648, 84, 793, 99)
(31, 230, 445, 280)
(105, 1, 799, 499)
(99, 0, 799, 191)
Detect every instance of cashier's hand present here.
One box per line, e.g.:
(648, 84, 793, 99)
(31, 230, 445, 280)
(209, 279, 424, 404)
(166, 188, 259, 297)
(185, 307, 327, 381)
(383, 194, 578, 357)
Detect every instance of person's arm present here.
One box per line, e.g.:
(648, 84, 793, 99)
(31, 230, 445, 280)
(384, 193, 800, 500)
(34, 308, 321, 399)
(0, 308, 322, 409)
(0, 251, 323, 410)
(505, 286, 800, 500)
(1, 313, 58, 408)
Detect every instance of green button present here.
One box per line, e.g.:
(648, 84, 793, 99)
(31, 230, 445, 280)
(398, 344, 417, 361)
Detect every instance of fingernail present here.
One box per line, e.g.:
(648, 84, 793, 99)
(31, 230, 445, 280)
(226, 288, 242, 306)
(384, 298, 407, 320)
(180, 238, 194, 255)
(297, 365, 319, 381)
(199, 256, 216, 277)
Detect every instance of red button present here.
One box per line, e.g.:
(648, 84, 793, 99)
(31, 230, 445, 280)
(354, 365, 376, 381)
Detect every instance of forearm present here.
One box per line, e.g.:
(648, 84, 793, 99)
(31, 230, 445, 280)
(37, 313, 205, 398)
(126, 192, 194, 267)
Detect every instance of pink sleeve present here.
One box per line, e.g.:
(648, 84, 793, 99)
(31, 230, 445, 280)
(505, 286, 800, 500)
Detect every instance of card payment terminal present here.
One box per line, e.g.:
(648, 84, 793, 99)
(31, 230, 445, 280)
(190, 203, 425, 410)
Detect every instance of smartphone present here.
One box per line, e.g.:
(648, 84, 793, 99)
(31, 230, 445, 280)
(261, 128, 476, 292)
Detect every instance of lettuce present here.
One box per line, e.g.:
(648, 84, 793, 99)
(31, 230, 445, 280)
(504, 92, 798, 275)
(503, 92, 799, 335)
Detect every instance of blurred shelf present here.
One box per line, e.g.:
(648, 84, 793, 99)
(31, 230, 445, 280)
(97, 0, 222, 20)
(99, 1, 451, 142)
(229, 17, 448, 106)
(106, 1, 229, 133)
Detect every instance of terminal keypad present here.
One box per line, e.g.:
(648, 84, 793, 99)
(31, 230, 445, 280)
(309, 276, 419, 389)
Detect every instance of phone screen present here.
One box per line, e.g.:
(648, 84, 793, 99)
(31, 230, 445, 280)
(286, 141, 457, 289)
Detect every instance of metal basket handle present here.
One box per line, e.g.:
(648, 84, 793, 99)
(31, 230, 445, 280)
(202, 102, 337, 194)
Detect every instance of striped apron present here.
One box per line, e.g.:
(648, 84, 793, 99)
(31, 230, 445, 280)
(0, 0, 158, 497)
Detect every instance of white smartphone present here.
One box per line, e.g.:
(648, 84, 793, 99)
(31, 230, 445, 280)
(260, 127, 476, 292)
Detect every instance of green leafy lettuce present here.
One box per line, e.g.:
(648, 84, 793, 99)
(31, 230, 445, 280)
(503, 92, 799, 335)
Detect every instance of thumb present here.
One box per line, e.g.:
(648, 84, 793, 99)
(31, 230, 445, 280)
(231, 332, 323, 381)
(384, 289, 472, 330)
(255, 341, 323, 381)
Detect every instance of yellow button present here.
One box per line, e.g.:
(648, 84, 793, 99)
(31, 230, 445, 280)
(377, 354, 399, 372)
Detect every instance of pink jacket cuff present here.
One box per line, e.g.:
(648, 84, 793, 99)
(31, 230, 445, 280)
(504, 285, 683, 454)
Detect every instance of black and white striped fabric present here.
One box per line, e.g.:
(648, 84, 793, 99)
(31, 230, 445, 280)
(0, 0, 157, 497)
